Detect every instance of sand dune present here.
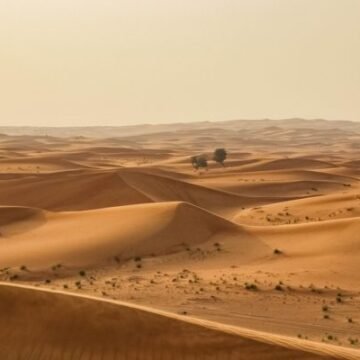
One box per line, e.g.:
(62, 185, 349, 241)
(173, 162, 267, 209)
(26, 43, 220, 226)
(235, 191, 360, 225)
(0, 169, 290, 217)
(192, 179, 348, 197)
(1, 283, 357, 359)
(235, 158, 337, 172)
(0, 121, 359, 357)
(0, 171, 153, 210)
(0, 202, 269, 270)
(242, 217, 360, 286)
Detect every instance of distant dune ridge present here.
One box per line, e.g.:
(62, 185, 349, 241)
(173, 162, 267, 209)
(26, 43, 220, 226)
(0, 119, 360, 359)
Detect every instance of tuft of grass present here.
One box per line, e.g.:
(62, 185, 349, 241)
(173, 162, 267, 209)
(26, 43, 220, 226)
(44, 279, 51, 284)
(51, 264, 62, 271)
(275, 284, 283, 291)
(244, 283, 258, 291)
(322, 305, 329, 312)
(323, 314, 330, 320)
(20, 265, 27, 271)
(273, 248, 282, 255)
(348, 338, 359, 345)
(79, 270, 86, 277)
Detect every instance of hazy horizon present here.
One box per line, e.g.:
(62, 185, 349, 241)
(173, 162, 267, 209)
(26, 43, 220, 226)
(1, 1, 359, 126)
(0, 117, 356, 129)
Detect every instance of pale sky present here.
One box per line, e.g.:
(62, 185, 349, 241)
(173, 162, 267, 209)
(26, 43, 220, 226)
(1, 0, 359, 126)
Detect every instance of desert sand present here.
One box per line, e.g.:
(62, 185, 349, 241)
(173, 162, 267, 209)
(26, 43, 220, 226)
(0, 119, 360, 359)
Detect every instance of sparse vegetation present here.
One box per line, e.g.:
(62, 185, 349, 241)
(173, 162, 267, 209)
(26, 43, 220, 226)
(348, 337, 359, 345)
(244, 283, 258, 291)
(51, 264, 62, 271)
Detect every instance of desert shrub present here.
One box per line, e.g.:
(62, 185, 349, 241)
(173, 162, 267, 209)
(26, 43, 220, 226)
(245, 283, 258, 291)
(348, 338, 358, 345)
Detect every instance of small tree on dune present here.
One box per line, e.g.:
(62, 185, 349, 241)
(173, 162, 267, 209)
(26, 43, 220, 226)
(190, 155, 208, 171)
(197, 156, 208, 170)
(213, 148, 227, 166)
(191, 156, 199, 170)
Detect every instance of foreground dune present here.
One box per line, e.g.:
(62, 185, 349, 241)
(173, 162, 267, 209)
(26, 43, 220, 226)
(1, 283, 358, 359)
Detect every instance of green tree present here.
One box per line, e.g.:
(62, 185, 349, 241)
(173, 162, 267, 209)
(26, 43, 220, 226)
(191, 155, 208, 170)
(213, 148, 227, 166)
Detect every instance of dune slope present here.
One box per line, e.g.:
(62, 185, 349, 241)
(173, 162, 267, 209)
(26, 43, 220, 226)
(1, 283, 356, 360)
(0, 202, 268, 269)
